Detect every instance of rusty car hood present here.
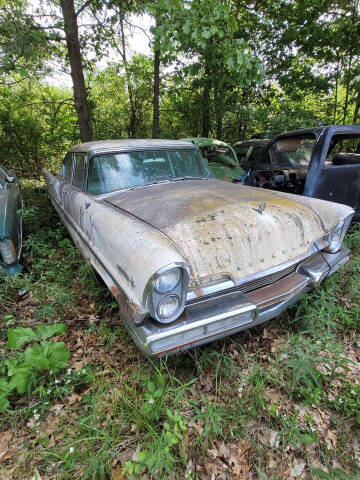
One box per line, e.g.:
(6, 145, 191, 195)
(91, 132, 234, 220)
(104, 179, 347, 284)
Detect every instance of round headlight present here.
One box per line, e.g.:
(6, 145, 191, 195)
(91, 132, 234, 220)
(154, 268, 181, 293)
(327, 221, 345, 253)
(157, 295, 181, 319)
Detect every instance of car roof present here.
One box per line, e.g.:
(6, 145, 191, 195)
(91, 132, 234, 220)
(180, 137, 232, 148)
(68, 139, 196, 154)
(270, 124, 360, 140)
(233, 139, 268, 147)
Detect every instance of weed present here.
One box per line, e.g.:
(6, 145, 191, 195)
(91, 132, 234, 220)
(0, 324, 70, 412)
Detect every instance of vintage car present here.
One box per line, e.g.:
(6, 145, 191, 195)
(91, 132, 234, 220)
(0, 163, 23, 275)
(233, 138, 269, 170)
(240, 125, 360, 221)
(43, 139, 353, 357)
(179, 137, 244, 182)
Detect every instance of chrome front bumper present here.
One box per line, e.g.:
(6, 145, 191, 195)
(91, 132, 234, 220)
(124, 248, 350, 357)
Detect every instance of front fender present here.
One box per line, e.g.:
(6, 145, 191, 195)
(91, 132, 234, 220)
(44, 179, 188, 324)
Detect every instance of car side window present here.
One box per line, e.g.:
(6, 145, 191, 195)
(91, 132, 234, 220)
(62, 154, 73, 182)
(73, 154, 86, 189)
(0, 164, 6, 187)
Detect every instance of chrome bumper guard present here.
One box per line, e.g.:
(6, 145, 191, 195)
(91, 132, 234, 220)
(125, 248, 350, 357)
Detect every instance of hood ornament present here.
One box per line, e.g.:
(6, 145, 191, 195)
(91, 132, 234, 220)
(253, 201, 266, 215)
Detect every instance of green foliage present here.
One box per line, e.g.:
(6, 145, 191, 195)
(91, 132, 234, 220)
(0, 323, 70, 412)
(7, 323, 67, 349)
(123, 409, 187, 479)
(0, 0, 51, 79)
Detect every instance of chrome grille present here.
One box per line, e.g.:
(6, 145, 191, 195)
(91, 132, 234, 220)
(187, 262, 299, 305)
(238, 263, 298, 293)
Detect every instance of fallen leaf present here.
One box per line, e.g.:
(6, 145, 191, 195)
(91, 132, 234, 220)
(218, 441, 231, 460)
(50, 403, 65, 414)
(188, 421, 203, 436)
(31, 469, 43, 480)
(0, 430, 15, 463)
(68, 393, 82, 405)
(290, 458, 306, 478)
(48, 435, 55, 448)
(325, 430, 337, 450)
(269, 430, 280, 448)
(112, 464, 124, 480)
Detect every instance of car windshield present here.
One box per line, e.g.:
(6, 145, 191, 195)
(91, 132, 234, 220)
(87, 148, 213, 194)
(199, 145, 238, 167)
(234, 145, 249, 163)
(269, 136, 316, 169)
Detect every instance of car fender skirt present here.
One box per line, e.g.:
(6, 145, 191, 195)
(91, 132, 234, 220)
(122, 248, 350, 356)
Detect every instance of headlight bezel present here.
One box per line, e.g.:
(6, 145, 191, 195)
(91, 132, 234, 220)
(144, 262, 190, 324)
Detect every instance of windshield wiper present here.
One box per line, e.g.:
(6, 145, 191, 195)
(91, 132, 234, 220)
(172, 176, 210, 182)
(131, 177, 209, 190)
(142, 179, 172, 187)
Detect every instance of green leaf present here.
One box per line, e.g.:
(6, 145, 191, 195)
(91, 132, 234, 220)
(5, 358, 18, 376)
(6, 327, 37, 350)
(146, 380, 156, 394)
(297, 432, 317, 445)
(0, 379, 11, 412)
(24, 344, 50, 370)
(8, 365, 32, 394)
(35, 323, 67, 340)
(42, 341, 70, 370)
(201, 27, 211, 39)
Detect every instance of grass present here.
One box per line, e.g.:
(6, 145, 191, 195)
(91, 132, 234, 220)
(0, 185, 359, 479)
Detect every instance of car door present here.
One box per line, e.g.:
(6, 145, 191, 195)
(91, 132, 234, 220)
(310, 135, 360, 216)
(0, 165, 22, 257)
(66, 153, 88, 231)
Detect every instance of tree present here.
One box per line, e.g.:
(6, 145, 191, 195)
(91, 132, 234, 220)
(0, 0, 51, 83)
(152, 22, 160, 138)
(59, 0, 93, 142)
(154, 0, 262, 137)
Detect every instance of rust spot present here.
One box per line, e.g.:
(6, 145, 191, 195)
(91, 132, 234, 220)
(110, 285, 140, 322)
(194, 287, 204, 297)
(110, 285, 121, 297)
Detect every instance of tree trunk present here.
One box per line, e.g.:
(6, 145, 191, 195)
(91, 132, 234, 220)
(152, 47, 160, 138)
(353, 88, 360, 123)
(60, 0, 93, 142)
(202, 79, 211, 137)
(120, 14, 136, 138)
(214, 87, 222, 139)
(333, 57, 339, 123)
(343, 49, 353, 124)
(216, 115, 222, 139)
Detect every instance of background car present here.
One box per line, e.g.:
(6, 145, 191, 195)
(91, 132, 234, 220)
(233, 138, 269, 170)
(0, 164, 23, 275)
(179, 137, 244, 181)
(240, 125, 360, 221)
(43, 139, 353, 357)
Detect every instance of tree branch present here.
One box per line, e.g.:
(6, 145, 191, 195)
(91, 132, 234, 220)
(75, 0, 93, 17)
